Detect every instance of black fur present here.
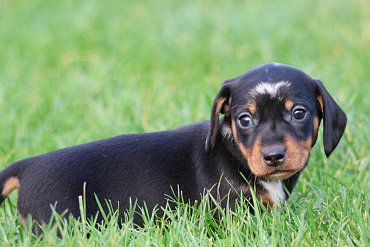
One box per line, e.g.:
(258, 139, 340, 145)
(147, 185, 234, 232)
(0, 63, 347, 226)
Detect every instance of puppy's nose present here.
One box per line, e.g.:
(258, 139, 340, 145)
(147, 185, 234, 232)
(262, 146, 285, 167)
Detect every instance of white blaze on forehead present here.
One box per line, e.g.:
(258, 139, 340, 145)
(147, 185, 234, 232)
(260, 180, 286, 205)
(251, 81, 291, 98)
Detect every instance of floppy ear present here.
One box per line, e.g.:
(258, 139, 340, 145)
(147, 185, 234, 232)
(205, 84, 231, 153)
(315, 80, 347, 157)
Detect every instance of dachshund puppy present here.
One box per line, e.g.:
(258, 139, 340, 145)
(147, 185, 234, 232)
(0, 63, 347, 226)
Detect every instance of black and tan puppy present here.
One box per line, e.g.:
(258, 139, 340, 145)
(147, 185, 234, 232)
(0, 63, 346, 226)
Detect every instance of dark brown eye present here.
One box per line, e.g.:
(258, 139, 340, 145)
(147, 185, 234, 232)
(238, 113, 253, 128)
(292, 106, 307, 120)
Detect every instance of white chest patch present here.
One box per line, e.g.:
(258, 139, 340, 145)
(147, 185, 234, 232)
(259, 180, 286, 205)
(251, 81, 291, 98)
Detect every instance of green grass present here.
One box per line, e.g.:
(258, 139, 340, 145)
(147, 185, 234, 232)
(0, 0, 369, 245)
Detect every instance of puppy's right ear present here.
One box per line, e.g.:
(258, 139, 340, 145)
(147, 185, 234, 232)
(205, 83, 232, 153)
(315, 80, 347, 157)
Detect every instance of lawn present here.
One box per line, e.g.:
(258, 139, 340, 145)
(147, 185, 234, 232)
(0, 0, 369, 245)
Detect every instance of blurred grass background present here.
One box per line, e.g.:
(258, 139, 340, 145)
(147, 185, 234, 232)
(0, 0, 369, 245)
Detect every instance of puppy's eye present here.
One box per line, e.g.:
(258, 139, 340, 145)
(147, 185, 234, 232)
(238, 113, 253, 128)
(292, 106, 307, 120)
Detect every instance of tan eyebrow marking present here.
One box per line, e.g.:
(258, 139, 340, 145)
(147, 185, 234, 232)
(285, 99, 294, 111)
(247, 103, 257, 114)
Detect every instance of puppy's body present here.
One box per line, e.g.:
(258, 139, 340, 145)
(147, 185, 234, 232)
(2, 122, 246, 223)
(2, 122, 264, 224)
(0, 63, 346, 226)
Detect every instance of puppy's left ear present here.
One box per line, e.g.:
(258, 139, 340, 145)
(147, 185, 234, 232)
(205, 83, 232, 153)
(315, 80, 347, 157)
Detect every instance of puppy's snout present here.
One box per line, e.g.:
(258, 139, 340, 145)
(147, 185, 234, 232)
(262, 145, 285, 167)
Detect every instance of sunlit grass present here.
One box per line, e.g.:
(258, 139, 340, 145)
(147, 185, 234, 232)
(0, 0, 369, 245)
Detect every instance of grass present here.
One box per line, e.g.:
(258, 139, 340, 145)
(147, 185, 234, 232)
(0, 0, 369, 245)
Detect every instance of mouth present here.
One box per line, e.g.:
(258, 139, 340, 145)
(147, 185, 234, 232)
(263, 170, 297, 181)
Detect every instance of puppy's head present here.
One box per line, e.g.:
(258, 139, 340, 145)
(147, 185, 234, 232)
(206, 63, 347, 181)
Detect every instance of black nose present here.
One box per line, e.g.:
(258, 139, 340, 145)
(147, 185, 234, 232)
(262, 146, 285, 167)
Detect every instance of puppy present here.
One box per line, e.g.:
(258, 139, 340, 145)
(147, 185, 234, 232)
(0, 63, 347, 226)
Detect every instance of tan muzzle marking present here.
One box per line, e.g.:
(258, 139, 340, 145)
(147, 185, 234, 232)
(232, 119, 312, 180)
